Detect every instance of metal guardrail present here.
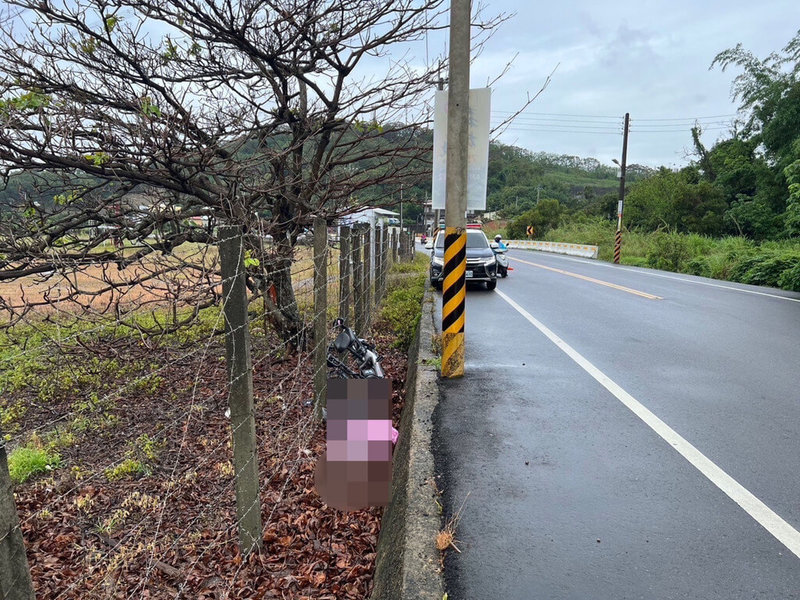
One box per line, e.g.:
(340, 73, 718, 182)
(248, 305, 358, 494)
(506, 240, 599, 259)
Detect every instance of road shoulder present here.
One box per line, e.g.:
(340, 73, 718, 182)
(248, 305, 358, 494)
(371, 283, 444, 600)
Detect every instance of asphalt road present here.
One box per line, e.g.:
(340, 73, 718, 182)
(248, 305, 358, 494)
(430, 247, 800, 600)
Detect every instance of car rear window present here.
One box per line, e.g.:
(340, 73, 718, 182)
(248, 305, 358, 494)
(434, 230, 489, 248)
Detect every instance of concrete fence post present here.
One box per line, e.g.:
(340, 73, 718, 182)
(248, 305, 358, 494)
(363, 225, 372, 329)
(338, 226, 351, 323)
(312, 216, 328, 422)
(218, 225, 263, 555)
(0, 432, 35, 600)
(353, 227, 366, 335)
(377, 227, 384, 302)
(398, 231, 406, 261)
(382, 228, 390, 296)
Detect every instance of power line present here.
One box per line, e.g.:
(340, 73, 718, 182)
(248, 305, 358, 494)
(630, 126, 732, 133)
(493, 115, 732, 127)
(492, 110, 620, 119)
(499, 126, 623, 136)
(633, 113, 737, 122)
(495, 115, 623, 125)
(492, 110, 737, 122)
(493, 121, 622, 131)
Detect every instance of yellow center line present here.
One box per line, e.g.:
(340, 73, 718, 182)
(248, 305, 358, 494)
(509, 256, 663, 300)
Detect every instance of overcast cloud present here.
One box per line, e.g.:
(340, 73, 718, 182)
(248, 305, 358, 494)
(465, 1, 799, 168)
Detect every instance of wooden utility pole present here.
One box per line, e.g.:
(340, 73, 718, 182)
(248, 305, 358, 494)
(614, 113, 630, 264)
(441, 0, 470, 378)
(218, 225, 262, 555)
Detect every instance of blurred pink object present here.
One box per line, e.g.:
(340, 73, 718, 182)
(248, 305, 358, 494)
(391, 426, 399, 445)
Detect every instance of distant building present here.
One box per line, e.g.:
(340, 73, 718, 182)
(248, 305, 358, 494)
(339, 207, 400, 228)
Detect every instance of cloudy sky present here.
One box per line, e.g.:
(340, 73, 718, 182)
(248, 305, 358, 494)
(461, 1, 799, 168)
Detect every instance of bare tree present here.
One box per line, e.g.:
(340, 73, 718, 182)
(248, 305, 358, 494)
(0, 0, 507, 343)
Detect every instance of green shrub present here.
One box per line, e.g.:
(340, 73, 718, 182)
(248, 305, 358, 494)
(620, 256, 649, 268)
(777, 262, 800, 291)
(381, 256, 427, 351)
(8, 446, 61, 483)
(730, 251, 800, 288)
(684, 233, 715, 257)
(685, 256, 711, 277)
(542, 218, 614, 247)
(646, 232, 690, 272)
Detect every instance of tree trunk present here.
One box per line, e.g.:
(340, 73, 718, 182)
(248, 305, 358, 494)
(266, 229, 304, 352)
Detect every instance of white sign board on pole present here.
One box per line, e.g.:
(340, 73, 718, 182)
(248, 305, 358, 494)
(431, 87, 491, 211)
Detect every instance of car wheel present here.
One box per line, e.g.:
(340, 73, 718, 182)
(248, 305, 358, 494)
(432, 279, 442, 291)
(486, 279, 497, 291)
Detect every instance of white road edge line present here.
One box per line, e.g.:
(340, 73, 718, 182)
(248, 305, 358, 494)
(513, 251, 800, 304)
(496, 287, 800, 559)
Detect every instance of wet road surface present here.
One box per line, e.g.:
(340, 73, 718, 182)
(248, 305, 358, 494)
(431, 248, 800, 599)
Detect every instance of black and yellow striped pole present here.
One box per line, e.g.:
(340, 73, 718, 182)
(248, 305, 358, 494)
(441, 0, 470, 378)
(442, 228, 466, 376)
(613, 112, 630, 265)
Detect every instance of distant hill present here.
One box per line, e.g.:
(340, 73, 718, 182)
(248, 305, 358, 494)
(0, 131, 652, 222)
(486, 143, 654, 218)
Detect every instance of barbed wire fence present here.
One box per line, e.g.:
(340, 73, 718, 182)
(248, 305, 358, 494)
(0, 216, 416, 599)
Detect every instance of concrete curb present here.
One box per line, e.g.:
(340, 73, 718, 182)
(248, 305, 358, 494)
(371, 282, 444, 600)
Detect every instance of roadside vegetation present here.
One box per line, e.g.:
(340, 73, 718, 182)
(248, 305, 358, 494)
(536, 219, 800, 291)
(2, 252, 423, 597)
(380, 253, 429, 351)
(494, 32, 800, 292)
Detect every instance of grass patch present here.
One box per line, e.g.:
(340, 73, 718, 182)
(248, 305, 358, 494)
(104, 434, 164, 481)
(423, 356, 442, 370)
(8, 445, 61, 484)
(380, 254, 429, 350)
(541, 219, 800, 291)
(104, 458, 150, 482)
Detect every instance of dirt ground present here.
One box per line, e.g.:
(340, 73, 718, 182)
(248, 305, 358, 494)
(0, 243, 328, 322)
(11, 323, 408, 599)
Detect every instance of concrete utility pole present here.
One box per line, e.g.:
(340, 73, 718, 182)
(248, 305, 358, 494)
(441, 0, 470, 378)
(434, 79, 445, 232)
(614, 113, 630, 264)
(0, 432, 35, 600)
